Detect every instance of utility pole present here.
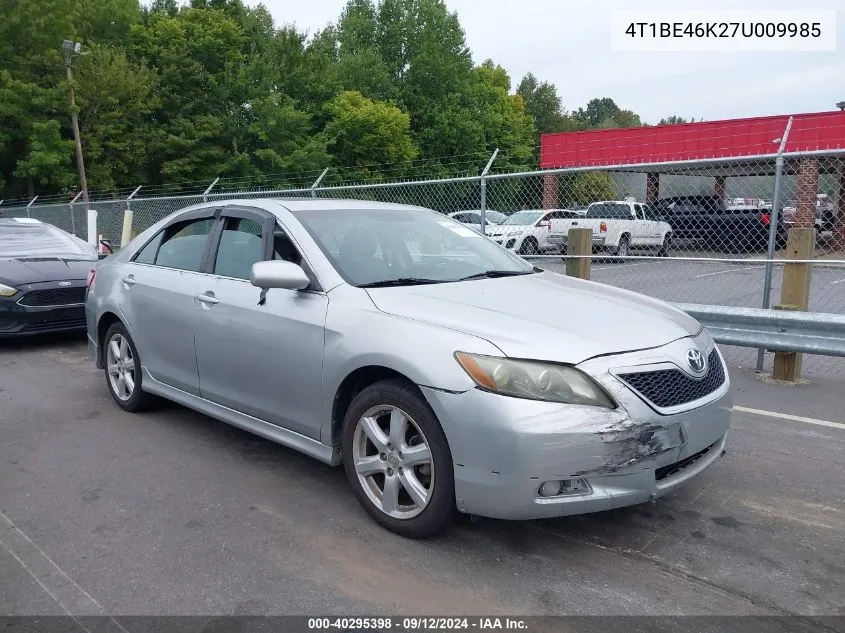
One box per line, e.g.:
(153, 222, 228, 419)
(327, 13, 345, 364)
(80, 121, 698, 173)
(63, 40, 89, 210)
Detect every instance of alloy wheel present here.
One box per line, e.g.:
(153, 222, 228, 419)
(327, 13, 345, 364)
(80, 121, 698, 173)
(352, 405, 435, 520)
(106, 333, 136, 401)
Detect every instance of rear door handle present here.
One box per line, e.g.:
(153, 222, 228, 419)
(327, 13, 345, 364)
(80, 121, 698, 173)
(196, 293, 219, 305)
(122, 275, 135, 286)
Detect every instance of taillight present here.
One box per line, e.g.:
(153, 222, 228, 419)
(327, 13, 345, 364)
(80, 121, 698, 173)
(600, 221, 607, 233)
(86, 268, 96, 290)
(760, 212, 770, 226)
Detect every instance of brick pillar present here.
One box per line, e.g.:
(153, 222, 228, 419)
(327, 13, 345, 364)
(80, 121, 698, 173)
(645, 172, 660, 205)
(795, 157, 819, 229)
(715, 175, 726, 200)
(834, 160, 845, 250)
(542, 174, 558, 209)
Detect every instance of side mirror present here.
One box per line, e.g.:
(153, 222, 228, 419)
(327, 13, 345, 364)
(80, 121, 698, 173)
(250, 260, 310, 291)
(99, 239, 114, 254)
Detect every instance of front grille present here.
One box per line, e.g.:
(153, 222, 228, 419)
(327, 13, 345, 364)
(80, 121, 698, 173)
(17, 287, 85, 306)
(618, 349, 725, 409)
(21, 315, 86, 332)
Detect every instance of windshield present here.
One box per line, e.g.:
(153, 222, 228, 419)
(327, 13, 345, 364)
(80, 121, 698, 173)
(485, 211, 506, 224)
(0, 219, 97, 259)
(501, 211, 543, 226)
(291, 207, 535, 286)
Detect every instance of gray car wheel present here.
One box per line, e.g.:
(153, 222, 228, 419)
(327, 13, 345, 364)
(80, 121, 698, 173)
(614, 235, 630, 258)
(519, 237, 539, 256)
(342, 378, 454, 538)
(103, 322, 154, 412)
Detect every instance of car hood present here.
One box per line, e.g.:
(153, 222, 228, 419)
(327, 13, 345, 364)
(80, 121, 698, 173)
(0, 256, 96, 286)
(365, 271, 702, 364)
(489, 227, 527, 238)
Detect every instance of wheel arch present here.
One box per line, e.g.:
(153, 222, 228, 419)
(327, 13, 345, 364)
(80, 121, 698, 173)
(330, 365, 425, 451)
(96, 311, 124, 368)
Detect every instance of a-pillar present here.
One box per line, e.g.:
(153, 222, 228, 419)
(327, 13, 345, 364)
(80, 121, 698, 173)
(645, 172, 660, 205)
(714, 175, 726, 200)
(542, 174, 558, 209)
(795, 157, 819, 229)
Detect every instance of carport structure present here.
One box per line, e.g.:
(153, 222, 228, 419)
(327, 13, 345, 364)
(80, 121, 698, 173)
(539, 110, 845, 247)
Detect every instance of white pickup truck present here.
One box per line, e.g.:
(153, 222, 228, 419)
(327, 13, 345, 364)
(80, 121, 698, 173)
(547, 200, 672, 257)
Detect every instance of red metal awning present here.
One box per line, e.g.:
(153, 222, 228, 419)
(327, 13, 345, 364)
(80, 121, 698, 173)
(540, 111, 845, 170)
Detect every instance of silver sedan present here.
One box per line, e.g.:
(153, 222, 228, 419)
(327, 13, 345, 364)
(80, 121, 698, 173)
(85, 199, 732, 538)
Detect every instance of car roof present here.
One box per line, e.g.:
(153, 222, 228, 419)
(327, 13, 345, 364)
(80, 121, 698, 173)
(263, 198, 436, 214)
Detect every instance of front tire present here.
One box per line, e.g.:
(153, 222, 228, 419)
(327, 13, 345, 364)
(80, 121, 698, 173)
(103, 322, 154, 412)
(519, 237, 539, 257)
(342, 379, 455, 539)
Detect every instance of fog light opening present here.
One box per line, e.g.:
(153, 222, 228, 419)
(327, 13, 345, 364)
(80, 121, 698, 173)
(538, 478, 591, 498)
(539, 480, 562, 497)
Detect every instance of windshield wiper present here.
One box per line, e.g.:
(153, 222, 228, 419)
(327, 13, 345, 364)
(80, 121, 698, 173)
(358, 277, 445, 288)
(458, 269, 536, 281)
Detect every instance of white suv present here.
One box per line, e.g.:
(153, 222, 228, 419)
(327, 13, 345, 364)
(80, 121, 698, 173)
(488, 209, 584, 255)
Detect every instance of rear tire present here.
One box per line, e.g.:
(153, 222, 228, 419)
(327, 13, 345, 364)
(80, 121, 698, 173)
(342, 379, 455, 539)
(103, 322, 155, 412)
(658, 233, 671, 257)
(613, 235, 630, 261)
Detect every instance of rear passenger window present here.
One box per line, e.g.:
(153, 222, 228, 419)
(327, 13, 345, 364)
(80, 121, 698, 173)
(153, 218, 215, 272)
(213, 218, 264, 280)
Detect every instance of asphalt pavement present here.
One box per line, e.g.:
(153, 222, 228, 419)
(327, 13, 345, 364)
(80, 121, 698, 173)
(1, 334, 843, 623)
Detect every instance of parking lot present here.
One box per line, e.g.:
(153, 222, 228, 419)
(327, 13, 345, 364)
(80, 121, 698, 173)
(1, 331, 843, 622)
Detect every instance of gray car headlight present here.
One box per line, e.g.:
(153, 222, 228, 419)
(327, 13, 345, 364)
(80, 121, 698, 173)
(0, 283, 18, 297)
(455, 352, 616, 408)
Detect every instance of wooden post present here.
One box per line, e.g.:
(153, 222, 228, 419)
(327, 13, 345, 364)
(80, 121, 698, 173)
(565, 228, 592, 280)
(772, 228, 814, 381)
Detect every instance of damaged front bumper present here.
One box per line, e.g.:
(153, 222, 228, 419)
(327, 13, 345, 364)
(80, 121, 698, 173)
(420, 331, 732, 521)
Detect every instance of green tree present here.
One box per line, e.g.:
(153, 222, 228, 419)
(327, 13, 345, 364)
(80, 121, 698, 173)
(471, 61, 534, 172)
(575, 97, 641, 130)
(75, 45, 159, 191)
(566, 171, 616, 206)
(323, 90, 417, 181)
(13, 120, 76, 193)
(658, 115, 696, 125)
(517, 72, 568, 135)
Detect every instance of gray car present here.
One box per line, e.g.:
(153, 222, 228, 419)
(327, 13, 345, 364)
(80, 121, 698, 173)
(85, 199, 732, 538)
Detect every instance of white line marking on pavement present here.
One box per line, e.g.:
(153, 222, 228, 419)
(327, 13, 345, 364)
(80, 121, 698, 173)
(733, 406, 845, 431)
(695, 267, 750, 278)
(830, 278, 845, 285)
(0, 511, 131, 633)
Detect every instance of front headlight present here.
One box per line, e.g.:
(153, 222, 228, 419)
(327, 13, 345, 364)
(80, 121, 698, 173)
(455, 352, 616, 408)
(0, 283, 18, 297)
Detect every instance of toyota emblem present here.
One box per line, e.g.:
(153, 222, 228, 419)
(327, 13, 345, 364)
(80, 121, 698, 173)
(686, 349, 706, 373)
(58, 281, 72, 286)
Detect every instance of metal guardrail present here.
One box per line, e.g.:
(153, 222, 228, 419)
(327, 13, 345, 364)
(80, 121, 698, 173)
(674, 303, 845, 358)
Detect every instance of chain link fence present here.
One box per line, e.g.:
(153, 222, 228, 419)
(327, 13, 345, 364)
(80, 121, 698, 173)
(4, 151, 844, 377)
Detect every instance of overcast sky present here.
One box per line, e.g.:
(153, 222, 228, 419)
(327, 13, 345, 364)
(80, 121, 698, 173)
(258, 0, 843, 123)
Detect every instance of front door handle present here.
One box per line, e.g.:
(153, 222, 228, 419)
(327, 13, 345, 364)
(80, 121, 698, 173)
(196, 293, 219, 305)
(122, 275, 136, 286)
